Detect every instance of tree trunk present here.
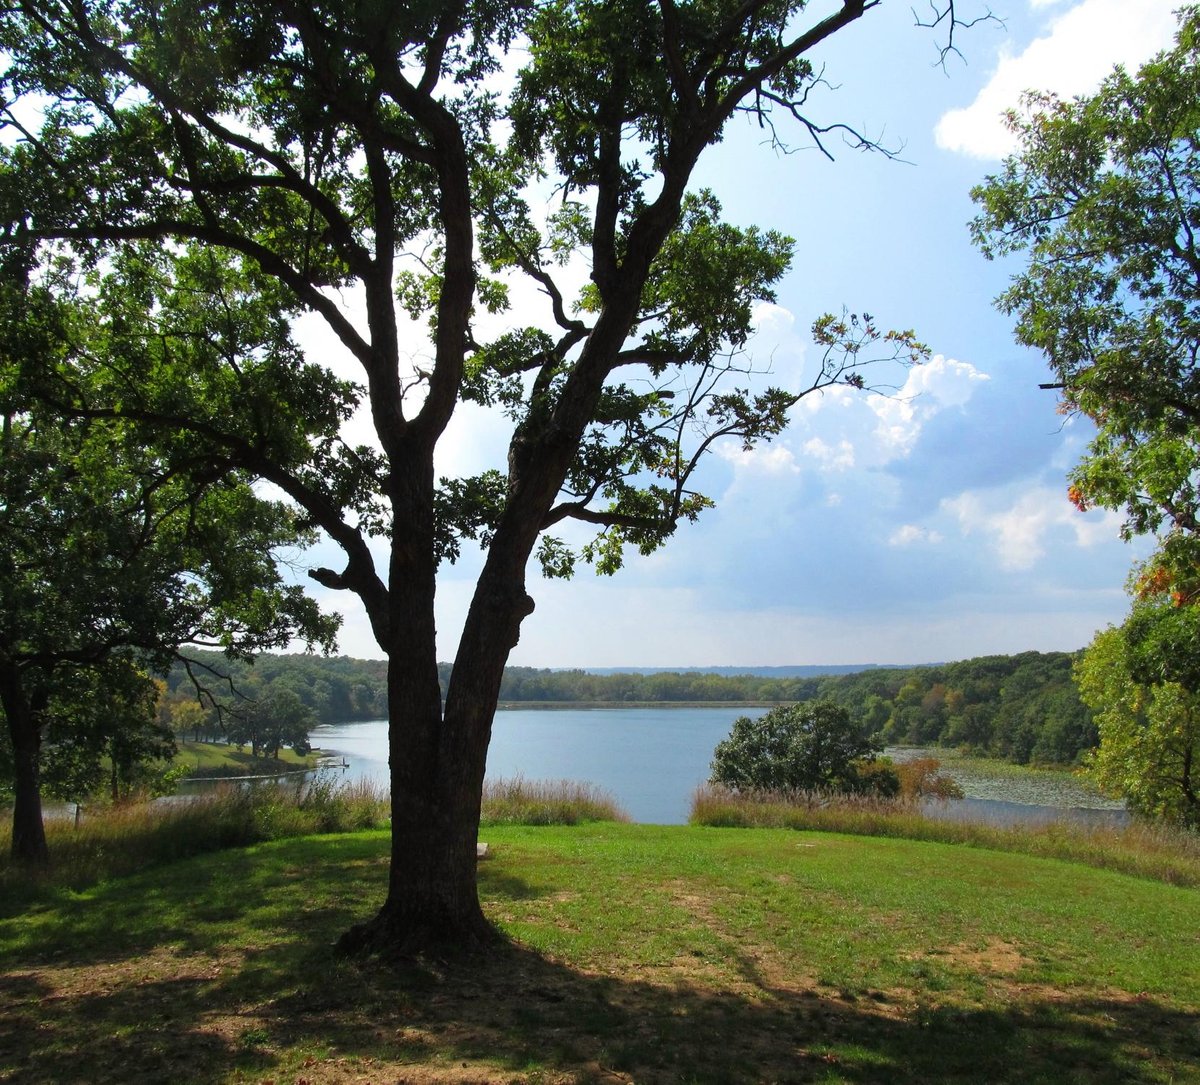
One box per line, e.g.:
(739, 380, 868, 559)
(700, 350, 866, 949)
(337, 447, 498, 954)
(339, 678, 494, 953)
(0, 664, 50, 866)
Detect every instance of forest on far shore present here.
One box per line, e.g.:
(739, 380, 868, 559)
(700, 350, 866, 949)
(164, 650, 1091, 767)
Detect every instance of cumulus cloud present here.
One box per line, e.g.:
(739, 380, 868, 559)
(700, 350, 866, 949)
(801, 436, 855, 471)
(868, 355, 990, 458)
(889, 524, 944, 547)
(746, 301, 808, 381)
(943, 486, 1121, 570)
(935, 0, 1179, 159)
(715, 441, 800, 474)
(750, 300, 798, 339)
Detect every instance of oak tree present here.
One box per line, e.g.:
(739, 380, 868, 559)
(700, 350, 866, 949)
(1, 0, 963, 946)
(0, 275, 335, 865)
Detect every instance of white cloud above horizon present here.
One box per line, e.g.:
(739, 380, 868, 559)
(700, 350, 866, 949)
(868, 355, 990, 458)
(942, 485, 1124, 570)
(935, 0, 1179, 159)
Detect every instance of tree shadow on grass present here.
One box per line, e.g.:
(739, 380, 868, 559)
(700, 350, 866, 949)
(1, 839, 1198, 1084)
(4, 936, 1198, 1085)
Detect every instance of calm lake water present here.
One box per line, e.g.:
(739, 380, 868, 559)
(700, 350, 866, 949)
(310, 707, 1128, 827)
(311, 706, 764, 825)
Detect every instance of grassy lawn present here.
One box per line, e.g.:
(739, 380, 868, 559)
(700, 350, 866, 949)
(173, 740, 320, 778)
(1, 824, 1198, 1083)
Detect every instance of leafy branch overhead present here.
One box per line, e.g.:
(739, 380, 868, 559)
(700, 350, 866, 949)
(2, 0, 946, 598)
(1, 0, 973, 939)
(971, 7, 1200, 599)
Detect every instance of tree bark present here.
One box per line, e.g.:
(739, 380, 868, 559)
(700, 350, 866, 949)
(337, 444, 499, 953)
(1, 662, 50, 866)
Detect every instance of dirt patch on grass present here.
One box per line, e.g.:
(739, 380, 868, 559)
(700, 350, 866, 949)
(910, 937, 1028, 978)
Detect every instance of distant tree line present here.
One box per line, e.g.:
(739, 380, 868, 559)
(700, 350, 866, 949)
(500, 652, 1094, 764)
(805, 652, 1094, 765)
(156, 649, 1093, 766)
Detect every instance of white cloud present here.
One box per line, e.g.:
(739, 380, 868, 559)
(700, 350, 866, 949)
(889, 524, 944, 546)
(943, 486, 1121, 570)
(750, 300, 797, 339)
(935, 0, 1179, 159)
(715, 441, 800, 474)
(801, 436, 856, 471)
(868, 355, 989, 458)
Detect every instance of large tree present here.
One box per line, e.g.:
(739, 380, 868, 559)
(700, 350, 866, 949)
(971, 7, 1200, 598)
(0, 277, 335, 865)
(1, 0, 962, 947)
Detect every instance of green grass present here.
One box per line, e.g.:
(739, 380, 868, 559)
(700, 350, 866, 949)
(1, 822, 1198, 1083)
(173, 740, 320, 778)
(690, 784, 1200, 888)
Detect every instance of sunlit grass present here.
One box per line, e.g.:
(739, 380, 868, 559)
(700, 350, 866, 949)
(3, 824, 1199, 1084)
(690, 783, 1200, 887)
(173, 740, 319, 777)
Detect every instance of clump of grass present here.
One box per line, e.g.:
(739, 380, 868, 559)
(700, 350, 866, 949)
(690, 783, 1200, 887)
(891, 756, 964, 800)
(481, 776, 629, 826)
(0, 773, 389, 906)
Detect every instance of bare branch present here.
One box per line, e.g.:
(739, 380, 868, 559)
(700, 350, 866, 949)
(912, 1, 1003, 71)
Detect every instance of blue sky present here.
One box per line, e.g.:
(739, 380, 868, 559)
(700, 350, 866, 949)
(300, 0, 1179, 667)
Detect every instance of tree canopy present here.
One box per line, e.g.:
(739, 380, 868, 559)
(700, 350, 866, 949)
(1, 0, 968, 946)
(971, 7, 1200, 598)
(1076, 608, 1200, 827)
(0, 271, 335, 863)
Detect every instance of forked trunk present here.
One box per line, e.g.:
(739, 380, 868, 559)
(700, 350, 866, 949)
(337, 450, 501, 954)
(338, 734, 493, 953)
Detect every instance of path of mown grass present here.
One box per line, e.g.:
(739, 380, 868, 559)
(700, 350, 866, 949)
(2, 824, 1198, 1084)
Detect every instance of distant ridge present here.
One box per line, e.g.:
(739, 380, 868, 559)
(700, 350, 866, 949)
(574, 664, 920, 678)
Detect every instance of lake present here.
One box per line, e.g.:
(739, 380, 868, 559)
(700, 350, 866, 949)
(310, 707, 1128, 827)
(311, 706, 763, 825)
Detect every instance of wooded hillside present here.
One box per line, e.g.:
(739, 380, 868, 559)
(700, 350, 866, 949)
(165, 650, 1092, 765)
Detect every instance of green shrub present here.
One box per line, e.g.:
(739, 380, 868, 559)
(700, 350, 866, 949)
(710, 702, 892, 795)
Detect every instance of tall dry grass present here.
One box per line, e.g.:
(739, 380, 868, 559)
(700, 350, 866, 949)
(0, 774, 632, 908)
(690, 783, 1200, 887)
(481, 777, 629, 826)
(0, 773, 389, 907)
